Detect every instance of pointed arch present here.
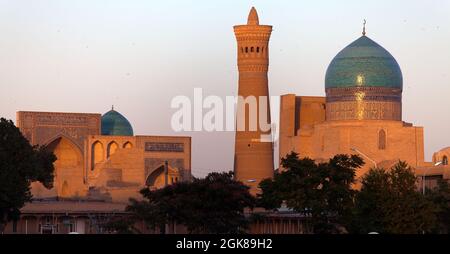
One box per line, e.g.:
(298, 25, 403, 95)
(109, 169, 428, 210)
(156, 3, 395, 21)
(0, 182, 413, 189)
(107, 141, 119, 158)
(123, 141, 133, 149)
(44, 136, 83, 199)
(45, 136, 83, 168)
(145, 164, 180, 189)
(91, 141, 104, 170)
(145, 164, 165, 187)
(43, 133, 83, 156)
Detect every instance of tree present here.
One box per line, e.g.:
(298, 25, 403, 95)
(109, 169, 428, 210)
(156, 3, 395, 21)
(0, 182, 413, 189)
(103, 216, 141, 234)
(425, 179, 450, 233)
(0, 118, 56, 232)
(124, 171, 255, 234)
(352, 161, 437, 234)
(258, 152, 364, 233)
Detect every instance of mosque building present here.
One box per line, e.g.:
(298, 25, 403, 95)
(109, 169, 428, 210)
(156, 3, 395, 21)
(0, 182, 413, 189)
(230, 8, 450, 193)
(278, 21, 450, 187)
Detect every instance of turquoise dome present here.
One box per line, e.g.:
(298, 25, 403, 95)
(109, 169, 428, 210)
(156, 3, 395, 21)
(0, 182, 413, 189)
(325, 35, 403, 90)
(101, 109, 134, 136)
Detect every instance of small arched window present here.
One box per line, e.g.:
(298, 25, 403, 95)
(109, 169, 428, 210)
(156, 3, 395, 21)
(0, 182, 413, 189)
(123, 141, 133, 149)
(91, 141, 104, 170)
(256, 47, 260, 53)
(107, 141, 119, 158)
(443, 156, 448, 165)
(241, 47, 243, 53)
(245, 47, 248, 53)
(378, 130, 386, 150)
(251, 47, 254, 52)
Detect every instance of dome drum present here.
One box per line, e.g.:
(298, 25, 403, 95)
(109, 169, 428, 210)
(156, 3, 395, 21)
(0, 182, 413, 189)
(326, 99, 402, 121)
(326, 87, 402, 103)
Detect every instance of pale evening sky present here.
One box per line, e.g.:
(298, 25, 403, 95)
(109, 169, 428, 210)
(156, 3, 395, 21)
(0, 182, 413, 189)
(0, 0, 449, 177)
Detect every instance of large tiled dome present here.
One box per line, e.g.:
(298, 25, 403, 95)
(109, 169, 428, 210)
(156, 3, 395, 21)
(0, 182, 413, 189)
(325, 35, 403, 90)
(101, 109, 134, 136)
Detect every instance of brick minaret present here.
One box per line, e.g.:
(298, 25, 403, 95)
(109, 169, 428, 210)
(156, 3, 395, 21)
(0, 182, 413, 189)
(233, 7, 274, 195)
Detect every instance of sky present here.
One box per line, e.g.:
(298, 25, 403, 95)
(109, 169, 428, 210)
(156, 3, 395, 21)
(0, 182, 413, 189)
(0, 0, 449, 177)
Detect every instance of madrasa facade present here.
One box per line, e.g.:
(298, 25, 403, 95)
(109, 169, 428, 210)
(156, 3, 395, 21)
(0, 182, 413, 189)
(17, 108, 192, 202)
(2, 109, 191, 234)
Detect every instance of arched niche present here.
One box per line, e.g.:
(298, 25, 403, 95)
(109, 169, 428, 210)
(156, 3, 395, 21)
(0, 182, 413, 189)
(123, 141, 133, 149)
(145, 164, 181, 189)
(107, 141, 119, 158)
(91, 141, 104, 170)
(145, 165, 165, 188)
(44, 136, 83, 198)
(45, 136, 83, 169)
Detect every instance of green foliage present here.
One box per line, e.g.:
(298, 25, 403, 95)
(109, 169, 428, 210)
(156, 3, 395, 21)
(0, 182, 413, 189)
(425, 179, 450, 233)
(103, 216, 141, 234)
(258, 152, 364, 233)
(352, 161, 437, 234)
(0, 118, 56, 231)
(259, 153, 450, 234)
(125, 171, 255, 234)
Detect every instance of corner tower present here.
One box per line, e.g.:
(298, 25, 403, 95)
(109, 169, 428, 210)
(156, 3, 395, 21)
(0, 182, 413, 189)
(233, 7, 274, 195)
